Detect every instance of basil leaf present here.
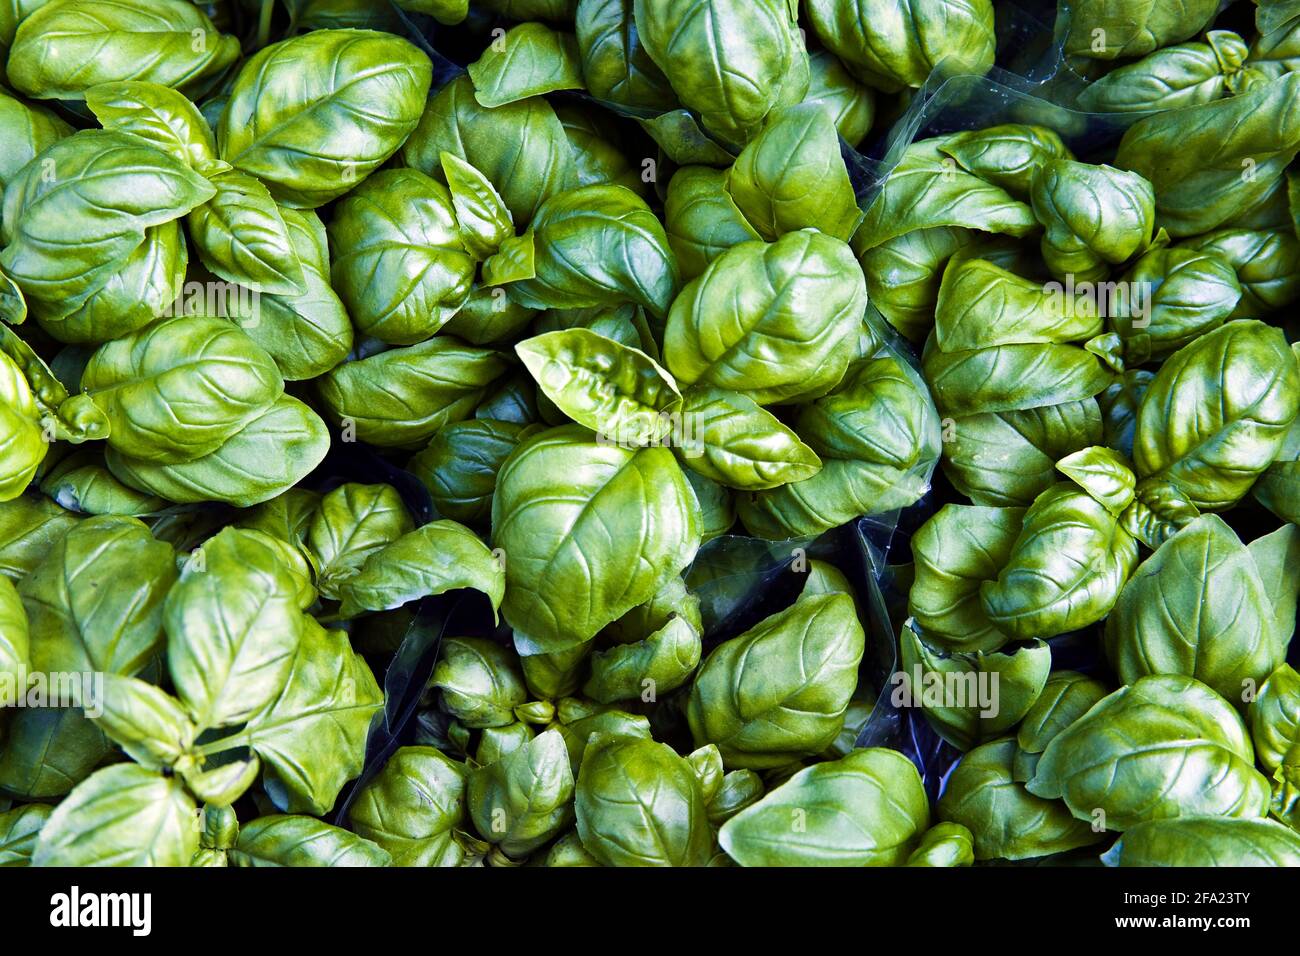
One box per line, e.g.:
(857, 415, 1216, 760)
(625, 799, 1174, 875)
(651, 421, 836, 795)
(720, 748, 929, 866)
(467, 22, 585, 108)
(33, 763, 198, 867)
(218, 29, 433, 208)
(337, 520, 505, 620)
(230, 815, 390, 867)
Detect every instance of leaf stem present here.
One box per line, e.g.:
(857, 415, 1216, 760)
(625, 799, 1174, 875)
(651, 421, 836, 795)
(257, 0, 275, 49)
(195, 734, 248, 758)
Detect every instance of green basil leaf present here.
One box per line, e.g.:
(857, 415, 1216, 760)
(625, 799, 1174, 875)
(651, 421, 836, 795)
(555, 102, 648, 195)
(1063, 0, 1219, 60)
(8, 0, 238, 101)
(937, 124, 1072, 196)
(1247, 523, 1300, 663)
(684, 469, 734, 541)
(403, 75, 577, 227)
(942, 400, 1104, 507)
(906, 822, 975, 867)
(720, 747, 929, 866)
(584, 615, 701, 703)
(164, 527, 305, 729)
(33, 763, 197, 866)
(21, 515, 176, 675)
(909, 504, 1024, 654)
(440, 151, 514, 260)
(467, 22, 584, 108)
(575, 0, 675, 112)
(677, 387, 820, 491)
(106, 395, 329, 508)
(0, 267, 25, 326)
(328, 168, 474, 344)
(85, 80, 216, 168)
(39, 449, 167, 517)
(802, 49, 874, 146)
(517, 328, 681, 445)
(392, 0, 468, 23)
(337, 520, 505, 620)
(1015, 671, 1109, 760)
(230, 815, 390, 867)
(935, 258, 1103, 351)
(981, 483, 1138, 640)
(0, 493, 79, 582)
(574, 734, 711, 866)
(554, 707, 651, 775)
(687, 593, 864, 768)
(1, 130, 214, 316)
(857, 227, 974, 342)
(408, 419, 539, 526)
(443, 287, 537, 346)
(544, 830, 601, 866)
(923, 336, 1114, 417)
(233, 489, 319, 548)
(1098, 371, 1151, 461)
(88, 673, 195, 769)
(0, 323, 110, 446)
(0, 349, 45, 499)
(706, 769, 764, 826)
(520, 642, 591, 700)
(1105, 515, 1284, 702)
(316, 337, 509, 449)
(492, 426, 701, 655)
(0, 575, 24, 704)
(431, 637, 528, 729)
(232, 618, 381, 815)
(481, 233, 536, 287)
(182, 757, 260, 806)
(0, 86, 71, 200)
(1182, 228, 1300, 319)
(0, 803, 51, 866)
(738, 350, 941, 539)
(508, 184, 680, 318)
(1102, 816, 1300, 866)
(187, 167, 306, 296)
(1134, 320, 1300, 510)
(1076, 34, 1244, 113)
(1251, 663, 1300, 774)
(347, 746, 467, 867)
(854, 137, 1036, 252)
(726, 103, 862, 243)
(1027, 674, 1269, 829)
(635, 109, 735, 166)
(236, 208, 354, 381)
(805, 0, 995, 91)
(1114, 73, 1300, 236)
(84, 314, 283, 464)
(1030, 159, 1156, 282)
(664, 231, 864, 405)
(900, 625, 1052, 751)
(0, 706, 112, 800)
(1056, 445, 1136, 515)
(1111, 247, 1240, 364)
(468, 728, 575, 858)
(308, 483, 414, 598)
(36, 222, 186, 347)
(217, 28, 431, 207)
(633, 0, 805, 146)
(664, 166, 761, 280)
(938, 739, 1099, 861)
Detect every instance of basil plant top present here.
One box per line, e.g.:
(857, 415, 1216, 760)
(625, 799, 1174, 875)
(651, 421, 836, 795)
(0, 0, 1299, 870)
